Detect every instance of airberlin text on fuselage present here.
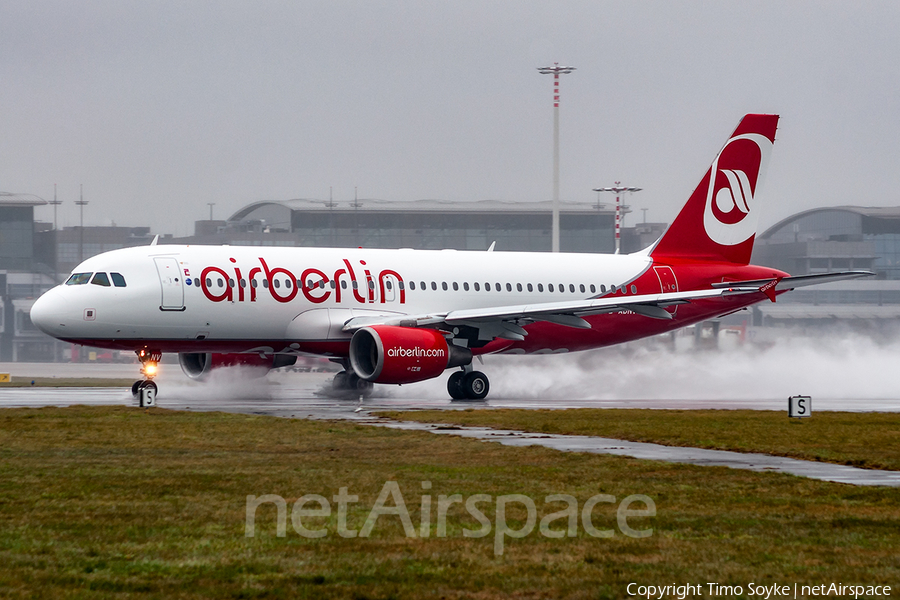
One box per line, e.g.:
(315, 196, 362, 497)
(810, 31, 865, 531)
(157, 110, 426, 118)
(200, 257, 406, 305)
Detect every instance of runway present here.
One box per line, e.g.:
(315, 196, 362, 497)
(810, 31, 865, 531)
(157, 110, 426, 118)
(2, 363, 899, 487)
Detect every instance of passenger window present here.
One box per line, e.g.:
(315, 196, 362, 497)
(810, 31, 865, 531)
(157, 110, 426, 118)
(90, 272, 111, 286)
(111, 272, 127, 287)
(484, 282, 491, 291)
(410, 281, 416, 290)
(549, 284, 554, 292)
(579, 284, 585, 293)
(463, 282, 469, 291)
(600, 284, 606, 293)
(474, 282, 480, 291)
(495, 283, 501, 292)
(590, 284, 596, 294)
(631, 285, 637, 294)
(386, 280, 393, 290)
(274, 279, 280, 289)
(398, 281, 405, 290)
(263, 279, 269, 288)
(569, 284, 575, 293)
(285, 279, 292, 289)
(442, 282, 448, 291)
(420, 281, 426, 290)
(559, 284, 565, 293)
(506, 283, 512, 292)
(239, 279, 246, 288)
(516, 283, 522, 292)
(228, 278, 235, 288)
(66, 273, 92, 285)
(206, 278, 212, 288)
(431, 281, 437, 291)
(537, 283, 543, 292)
(452, 282, 458, 291)
(527, 283, 533, 292)
(341, 280, 347, 289)
(251, 279, 258, 288)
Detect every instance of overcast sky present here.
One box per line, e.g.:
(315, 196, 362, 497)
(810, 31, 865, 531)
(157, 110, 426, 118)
(2, 1, 899, 238)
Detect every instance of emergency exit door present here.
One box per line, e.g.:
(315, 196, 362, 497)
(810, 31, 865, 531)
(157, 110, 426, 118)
(154, 257, 185, 311)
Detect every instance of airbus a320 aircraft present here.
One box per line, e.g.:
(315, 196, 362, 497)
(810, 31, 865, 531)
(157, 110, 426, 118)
(30, 114, 870, 400)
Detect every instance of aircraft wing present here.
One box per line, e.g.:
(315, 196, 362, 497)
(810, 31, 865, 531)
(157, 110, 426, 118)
(709, 270, 874, 291)
(340, 285, 766, 340)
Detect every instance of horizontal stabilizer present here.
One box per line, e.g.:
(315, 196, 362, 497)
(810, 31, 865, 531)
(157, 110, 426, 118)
(710, 271, 874, 291)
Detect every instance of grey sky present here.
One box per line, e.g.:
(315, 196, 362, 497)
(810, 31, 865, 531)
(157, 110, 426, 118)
(2, 1, 899, 238)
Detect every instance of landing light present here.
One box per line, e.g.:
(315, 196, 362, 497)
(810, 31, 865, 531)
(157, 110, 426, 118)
(144, 363, 158, 377)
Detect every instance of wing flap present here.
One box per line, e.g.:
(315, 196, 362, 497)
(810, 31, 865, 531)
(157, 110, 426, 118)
(340, 286, 760, 332)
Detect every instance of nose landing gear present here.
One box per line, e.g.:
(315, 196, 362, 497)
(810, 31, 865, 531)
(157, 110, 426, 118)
(133, 349, 162, 405)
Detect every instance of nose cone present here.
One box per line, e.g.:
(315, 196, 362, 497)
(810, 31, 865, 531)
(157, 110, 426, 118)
(30, 288, 70, 338)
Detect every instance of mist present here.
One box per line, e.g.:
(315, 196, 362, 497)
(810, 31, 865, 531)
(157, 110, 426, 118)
(389, 330, 900, 404)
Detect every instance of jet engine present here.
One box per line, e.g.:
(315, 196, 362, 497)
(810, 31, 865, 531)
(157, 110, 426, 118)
(178, 352, 297, 381)
(349, 325, 472, 384)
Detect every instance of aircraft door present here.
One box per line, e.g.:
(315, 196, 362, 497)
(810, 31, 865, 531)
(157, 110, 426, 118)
(653, 266, 678, 315)
(154, 257, 185, 311)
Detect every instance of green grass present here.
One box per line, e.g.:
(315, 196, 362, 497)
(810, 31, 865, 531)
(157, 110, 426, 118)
(381, 408, 900, 472)
(0, 406, 897, 599)
(0, 377, 135, 388)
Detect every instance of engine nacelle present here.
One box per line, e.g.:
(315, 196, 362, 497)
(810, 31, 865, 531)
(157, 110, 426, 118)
(178, 352, 297, 381)
(349, 326, 472, 384)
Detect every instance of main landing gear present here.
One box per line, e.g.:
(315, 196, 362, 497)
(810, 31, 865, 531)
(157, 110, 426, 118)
(133, 349, 162, 405)
(332, 370, 374, 396)
(447, 369, 490, 400)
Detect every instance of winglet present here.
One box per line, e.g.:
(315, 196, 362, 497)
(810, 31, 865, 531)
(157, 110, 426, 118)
(487, 241, 496, 252)
(759, 278, 781, 302)
(150, 235, 159, 246)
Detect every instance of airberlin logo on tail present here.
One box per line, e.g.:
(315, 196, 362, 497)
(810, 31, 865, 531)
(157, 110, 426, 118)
(703, 133, 773, 247)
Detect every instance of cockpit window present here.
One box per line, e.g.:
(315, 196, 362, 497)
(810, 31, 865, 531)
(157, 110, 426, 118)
(91, 272, 111, 287)
(111, 272, 127, 287)
(66, 273, 92, 285)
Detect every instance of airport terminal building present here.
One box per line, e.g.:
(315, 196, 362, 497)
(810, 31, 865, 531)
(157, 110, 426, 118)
(750, 206, 900, 328)
(178, 198, 619, 254)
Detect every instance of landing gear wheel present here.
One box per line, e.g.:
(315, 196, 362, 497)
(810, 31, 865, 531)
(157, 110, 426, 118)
(133, 379, 158, 406)
(132, 379, 159, 398)
(447, 371, 466, 400)
(462, 371, 489, 400)
(137, 380, 158, 395)
(332, 371, 349, 391)
(347, 372, 374, 394)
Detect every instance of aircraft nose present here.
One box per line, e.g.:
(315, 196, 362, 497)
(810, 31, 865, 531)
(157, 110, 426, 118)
(30, 289, 71, 337)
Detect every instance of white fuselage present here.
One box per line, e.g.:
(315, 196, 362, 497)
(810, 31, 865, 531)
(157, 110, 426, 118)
(31, 244, 662, 355)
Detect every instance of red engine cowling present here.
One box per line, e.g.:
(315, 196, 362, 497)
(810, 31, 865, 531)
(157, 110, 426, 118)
(349, 326, 471, 384)
(178, 352, 297, 381)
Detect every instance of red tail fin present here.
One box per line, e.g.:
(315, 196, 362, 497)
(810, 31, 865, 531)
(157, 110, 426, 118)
(650, 114, 779, 264)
